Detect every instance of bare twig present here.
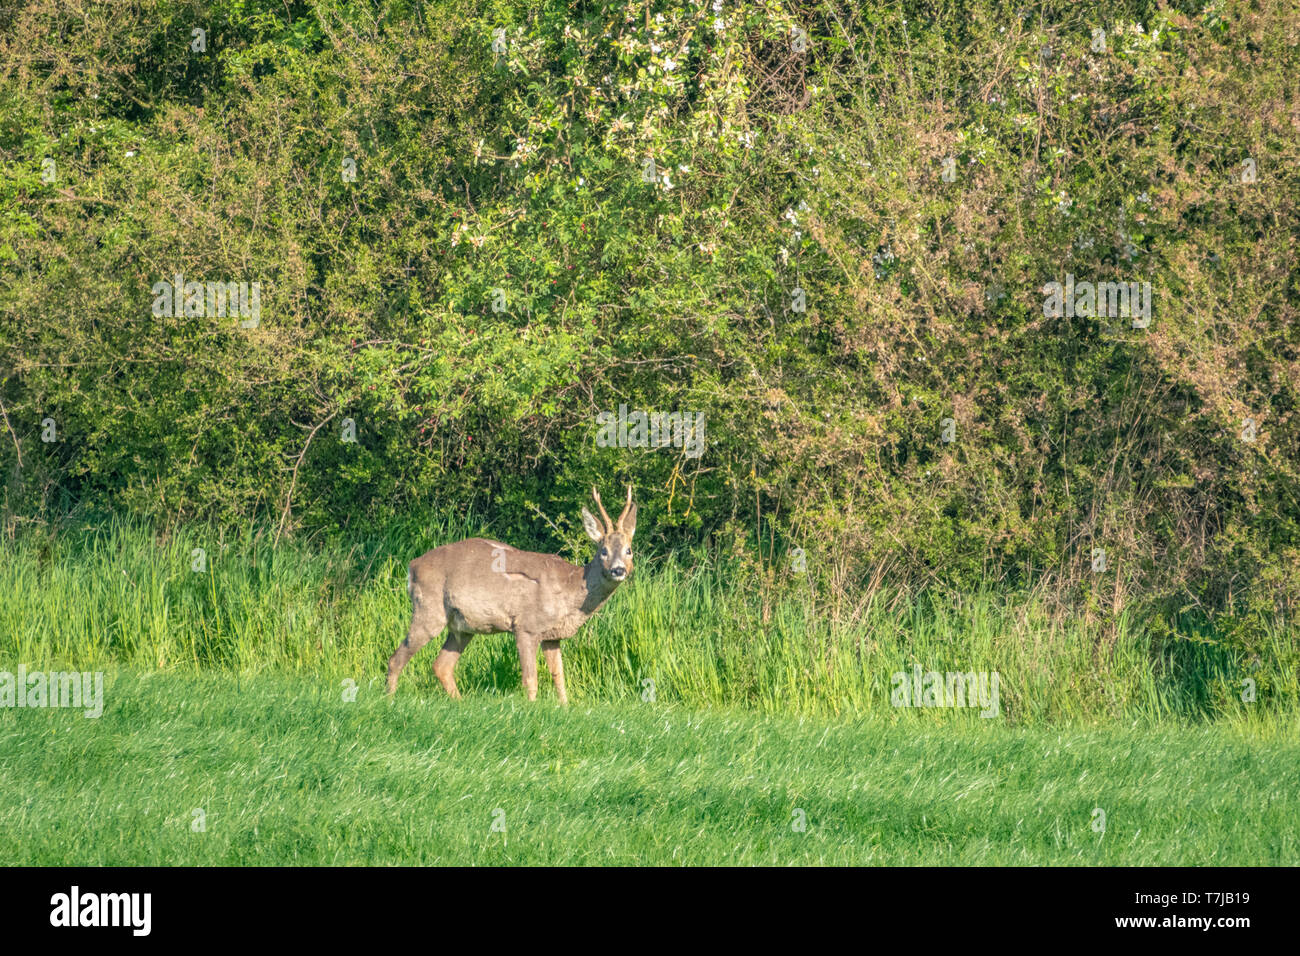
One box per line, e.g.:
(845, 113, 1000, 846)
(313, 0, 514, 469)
(0, 398, 21, 470)
(275, 411, 338, 548)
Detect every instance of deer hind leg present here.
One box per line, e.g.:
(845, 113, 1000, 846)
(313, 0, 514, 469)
(542, 639, 568, 705)
(516, 634, 541, 702)
(386, 598, 447, 694)
(432, 631, 473, 699)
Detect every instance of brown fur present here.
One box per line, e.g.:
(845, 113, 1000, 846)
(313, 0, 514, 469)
(386, 487, 637, 703)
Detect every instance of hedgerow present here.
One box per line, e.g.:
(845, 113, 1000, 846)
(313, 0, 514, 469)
(2, 1, 1297, 641)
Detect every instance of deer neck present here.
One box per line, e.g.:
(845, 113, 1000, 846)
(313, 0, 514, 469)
(580, 557, 621, 614)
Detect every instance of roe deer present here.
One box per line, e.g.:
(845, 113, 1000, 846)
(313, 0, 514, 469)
(386, 486, 638, 703)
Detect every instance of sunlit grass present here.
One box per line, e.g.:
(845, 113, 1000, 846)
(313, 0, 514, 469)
(2, 522, 1300, 723)
(1, 519, 1294, 725)
(0, 670, 1295, 865)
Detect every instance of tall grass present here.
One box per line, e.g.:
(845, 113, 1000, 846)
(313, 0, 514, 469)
(1, 519, 1295, 725)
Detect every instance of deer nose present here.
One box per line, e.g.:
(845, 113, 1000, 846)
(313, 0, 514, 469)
(610, 566, 626, 579)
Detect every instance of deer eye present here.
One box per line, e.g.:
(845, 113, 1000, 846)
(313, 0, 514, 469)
(624, 548, 631, 556)
(600, 548, 607, 556)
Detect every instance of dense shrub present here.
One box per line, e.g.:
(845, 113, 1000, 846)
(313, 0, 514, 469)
(2, 0, 1297, 634)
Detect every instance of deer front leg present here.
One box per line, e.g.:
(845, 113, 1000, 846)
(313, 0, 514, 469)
(516, 634, 540, 701)
(542, 639, 568, 705)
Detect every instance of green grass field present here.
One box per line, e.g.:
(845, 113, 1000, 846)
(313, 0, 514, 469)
(2, 522, 1296, 865)
(1, 670, 1296, 865)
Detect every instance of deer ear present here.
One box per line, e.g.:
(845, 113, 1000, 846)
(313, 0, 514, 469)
(580, 507, 604, 543)
(620, 502, 638, 539)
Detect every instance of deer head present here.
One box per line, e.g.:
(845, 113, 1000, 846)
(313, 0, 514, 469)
(581, 485, 637, 583)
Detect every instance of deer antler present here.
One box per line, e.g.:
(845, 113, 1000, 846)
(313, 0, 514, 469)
(591, 485, 613, 534)
(617, 484, 634, 529)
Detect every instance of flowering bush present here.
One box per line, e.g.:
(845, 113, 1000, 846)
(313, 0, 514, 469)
(1, 0, 1297, 638)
